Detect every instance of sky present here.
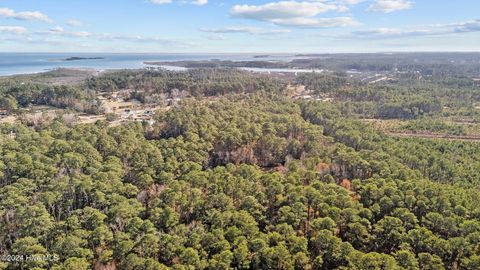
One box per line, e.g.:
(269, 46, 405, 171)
(0, 0, 479, 53)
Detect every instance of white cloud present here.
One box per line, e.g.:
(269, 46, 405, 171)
(34, 27, 181, 45)
(98, 33, 180, 45)
(200, 26, 291, 35)
(67, 19, 84, 27)
(333, 0, 367, 13)
(231, 1, 338, 20)
(351, 27, 429, 38)
(37, 27, 92, 38)
(342, 0, 366, 4)
(0, 7, 52, 23)
(70, 31, 92, 37)
(454, 20, 480, 33)
(18, 28, 189, 50)
(367, 0, 412, 13)
(206, 35, 226, 40)
(348, 20, 480, 39)
(0, 25, 28, 34)
(49, 26, 64, 33)
(269, 17, 358, 28)
(230, 1, 357, 28)
(190, 0, 208, 6)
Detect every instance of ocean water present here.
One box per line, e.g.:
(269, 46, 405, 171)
(0, 53, 302, 76)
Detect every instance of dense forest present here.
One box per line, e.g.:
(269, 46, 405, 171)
(0, 81, 101, 114)
(85, 69, 283, 97)
(1, 94, 480, 269)
(0, 69, 283, 115)
(1, 55, 480, 269)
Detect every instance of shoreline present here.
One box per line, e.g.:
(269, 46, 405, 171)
(0, 67, 102, 78)
(0, 66, 149, 78)
(0, 65, 324, 78)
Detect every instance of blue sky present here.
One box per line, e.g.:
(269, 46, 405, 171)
(0, 0, 479, 53)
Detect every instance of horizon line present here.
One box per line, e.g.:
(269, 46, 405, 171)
(1, 51, 480, 55)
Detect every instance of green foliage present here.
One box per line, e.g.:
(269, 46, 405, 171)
(296, 73, 348, 94)
(1, 91, 480, 269)
(0, 81, 101, 114)
(0, 95, 18, 113)
(397, 118, 467, 136)
(86, 69, 285, 97)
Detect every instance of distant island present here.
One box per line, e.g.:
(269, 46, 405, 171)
(64, 57, 104, 61)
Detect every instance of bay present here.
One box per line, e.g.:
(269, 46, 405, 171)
(0, 53, 302, 76)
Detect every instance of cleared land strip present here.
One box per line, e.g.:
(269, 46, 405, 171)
(386, 132, 480, 142)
